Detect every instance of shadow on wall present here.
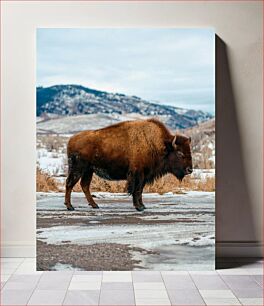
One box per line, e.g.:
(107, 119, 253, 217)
(215, 35, 259, 267)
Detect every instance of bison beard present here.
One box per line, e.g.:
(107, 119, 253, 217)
(64, 119, 193, 211)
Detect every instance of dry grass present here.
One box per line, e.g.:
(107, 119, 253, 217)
(37, 166, 215, 193)
(142, 174, 215, 193)
(36, 167, 60, 192)
(195, 177, 215, 192)
(72, 173, 215, 194)
(73, 176, 126, 193)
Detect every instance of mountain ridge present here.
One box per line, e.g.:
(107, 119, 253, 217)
(37, 84, 213, 130)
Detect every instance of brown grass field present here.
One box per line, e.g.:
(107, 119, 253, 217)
(37, 167, 215, 193)
(36, 168, 60, 192)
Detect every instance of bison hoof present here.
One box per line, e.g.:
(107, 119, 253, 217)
(92, 205, 99, 209)
(136, 206, 144, 212)
(67, 206, 75, 211)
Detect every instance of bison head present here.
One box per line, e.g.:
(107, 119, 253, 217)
(166, 135, 193, 181)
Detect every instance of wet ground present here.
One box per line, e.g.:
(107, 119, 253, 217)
(37, 191, 215, 271)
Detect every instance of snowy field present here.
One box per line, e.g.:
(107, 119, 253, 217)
(37, 191, 215, 271)
(37, 113, 150, 134)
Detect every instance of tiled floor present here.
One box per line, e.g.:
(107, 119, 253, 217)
(0, 258, 263, 305)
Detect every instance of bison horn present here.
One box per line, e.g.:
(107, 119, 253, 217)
(172, 135, 177, 149)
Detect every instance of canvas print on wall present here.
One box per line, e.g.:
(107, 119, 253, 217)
(36, 29, 215, 270)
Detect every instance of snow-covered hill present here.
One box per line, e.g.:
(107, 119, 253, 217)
(37, 84, 213, 130)
(37, 113, 148, 135)
(183, 119, 215, 168)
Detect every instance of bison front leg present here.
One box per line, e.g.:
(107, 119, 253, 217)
(127, 171, 145, 212)
(136, 181, 147, 210)
(132, 190, 145, 212)
(138, 186, 146, 210)
(80, 170, 99, 209)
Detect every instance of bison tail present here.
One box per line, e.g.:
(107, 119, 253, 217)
(67, 153, 79, 174)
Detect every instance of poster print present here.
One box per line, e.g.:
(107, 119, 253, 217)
(36, 29, 215, 270)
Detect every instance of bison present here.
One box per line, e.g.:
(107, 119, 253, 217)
(64, 118, 193, 211)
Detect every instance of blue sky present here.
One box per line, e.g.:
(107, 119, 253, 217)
(37, 28, 215, 114)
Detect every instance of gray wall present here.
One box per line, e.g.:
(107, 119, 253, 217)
(1, 1, 262, 257)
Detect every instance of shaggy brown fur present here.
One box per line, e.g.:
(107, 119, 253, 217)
(64, 119, 193, 211)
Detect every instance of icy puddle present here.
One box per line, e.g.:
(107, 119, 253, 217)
(37, 191, 215, 270)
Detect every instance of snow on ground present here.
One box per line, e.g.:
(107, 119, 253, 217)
(192, 169, 215, 180)
(36, 113, 206, 135)
(36, 117, 44, 123)
(37, 148, 66, 176)
(37, 113, 150, 134)
(37, 223, 213, 248)
(37, 191, 215, 270)
(52, 263, 83, 271)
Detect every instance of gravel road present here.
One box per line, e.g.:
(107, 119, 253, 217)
(37, 191, 215, 271)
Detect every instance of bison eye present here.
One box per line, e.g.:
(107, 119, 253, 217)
(177, 151, 185, 158)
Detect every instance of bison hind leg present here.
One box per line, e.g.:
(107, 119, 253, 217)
(81, 169, 99, 209)
(64, 154, 82, 211)
(64, 171, 81, 211)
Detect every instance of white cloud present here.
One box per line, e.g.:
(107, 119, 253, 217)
(37, 28, 215, 114)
